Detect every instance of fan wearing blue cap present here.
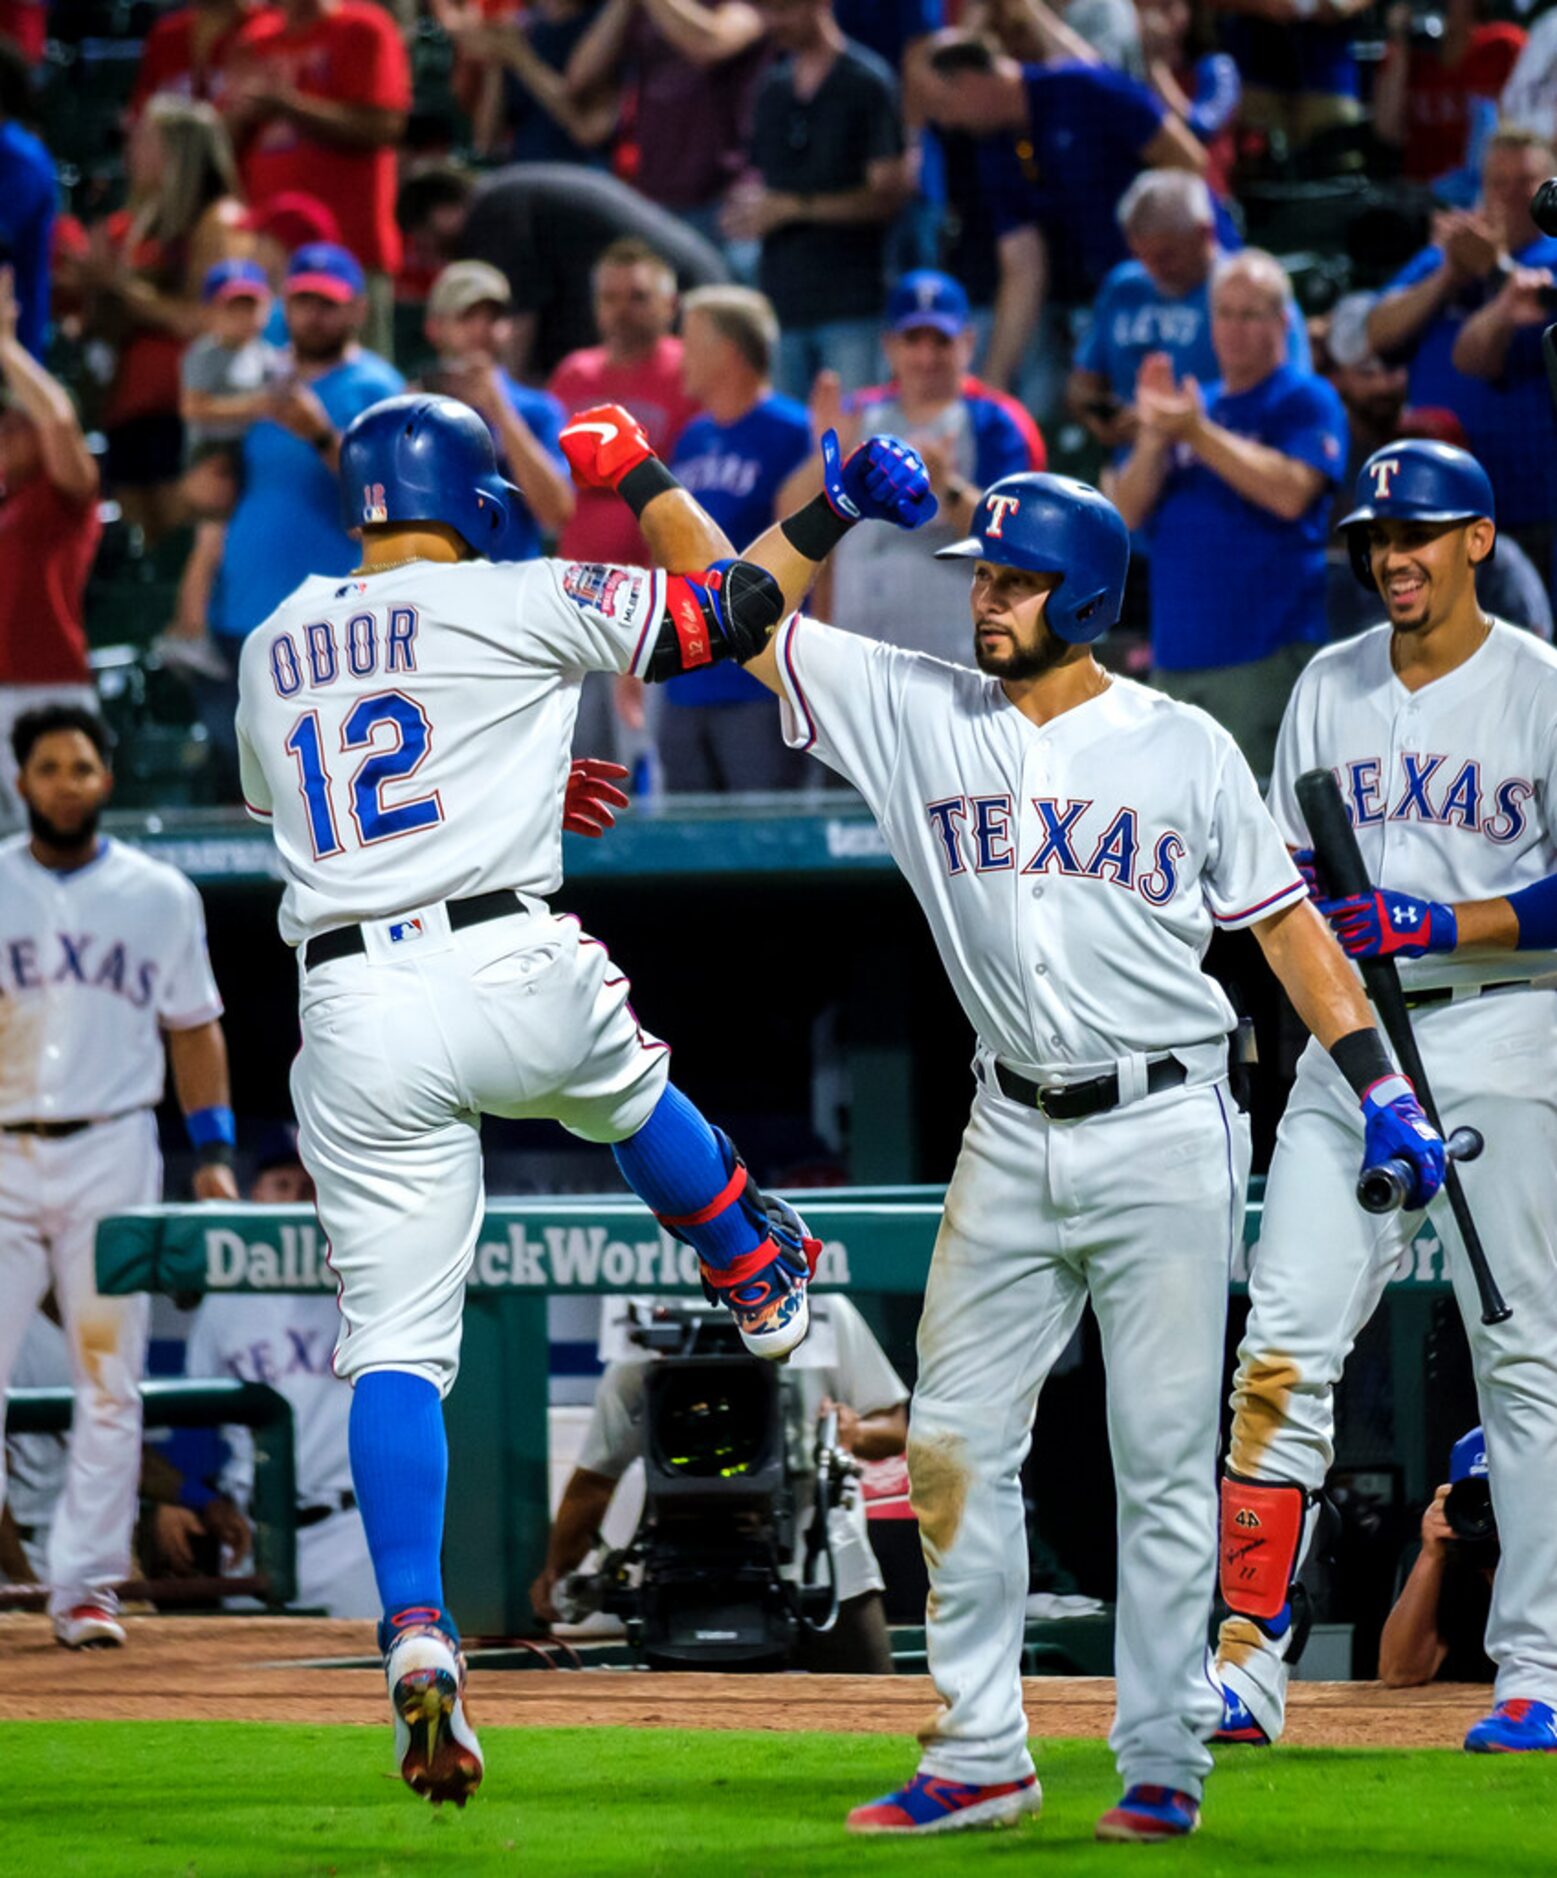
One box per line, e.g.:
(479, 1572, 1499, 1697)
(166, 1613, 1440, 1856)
(1377, 1428, 1499, 1698)
(728, 449, 1442, 1842)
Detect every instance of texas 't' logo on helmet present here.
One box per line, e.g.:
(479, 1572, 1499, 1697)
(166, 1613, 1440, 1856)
(985, 493, 1022, 538)
(1368, 457, 1401, 500)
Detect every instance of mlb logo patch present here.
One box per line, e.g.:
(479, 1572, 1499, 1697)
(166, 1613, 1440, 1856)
(362, 481, 388, 524)
(388, 917, 425, 944)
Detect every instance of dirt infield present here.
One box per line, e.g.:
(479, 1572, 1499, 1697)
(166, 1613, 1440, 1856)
(0, 1614, 1491, 1746)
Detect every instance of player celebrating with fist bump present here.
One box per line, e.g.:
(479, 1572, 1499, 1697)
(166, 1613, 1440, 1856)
(712, 464, 1445, 1841)
(1214, 439, 1557, 1755)
(232, 394, 929, 1805)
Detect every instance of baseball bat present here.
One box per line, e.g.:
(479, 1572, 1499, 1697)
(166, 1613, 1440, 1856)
(1358, 1124, 1483, 1214)
(1295, 767, 1511, 1325)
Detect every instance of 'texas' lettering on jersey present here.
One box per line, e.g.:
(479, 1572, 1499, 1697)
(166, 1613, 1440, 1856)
(1335, 754, 1533, 844)
(0, 932, 161, 1006)
(926, 795, 1188, 904)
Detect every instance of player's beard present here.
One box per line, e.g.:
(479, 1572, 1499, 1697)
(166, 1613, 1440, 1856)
(973, 617, 1071, 681)
(27, 800, 101, 851)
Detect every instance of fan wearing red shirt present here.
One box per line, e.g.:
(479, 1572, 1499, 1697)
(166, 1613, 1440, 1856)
(0, 270, 102, 832)
(548, 237, 700, 567)
(130, 0, 269, 118)
(223, 0, 410, 287)
(1375, 0, 1524, 186)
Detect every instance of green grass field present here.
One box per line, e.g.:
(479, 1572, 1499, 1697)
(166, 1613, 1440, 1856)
(5, 1724, 1556, 1878)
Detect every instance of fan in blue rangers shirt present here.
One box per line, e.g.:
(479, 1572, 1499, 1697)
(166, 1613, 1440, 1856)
(1110, 250, 1348, 777)
(663, 286, 815, 791)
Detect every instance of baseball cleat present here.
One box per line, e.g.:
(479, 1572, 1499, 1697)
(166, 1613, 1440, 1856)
(1464, 1698, 1557, 1753)
(1095, 1785, 1201, 1842)
(700, 1193, 820, 1361)
(381, 1611, 484, 1805)
(53, 1605, 126, 1650)
(846, 1771, 1042, 1835)
(1212, 1683, 1270, 1746)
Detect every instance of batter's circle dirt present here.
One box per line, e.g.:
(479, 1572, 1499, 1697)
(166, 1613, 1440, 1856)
(0, 1614, 1489, 1746)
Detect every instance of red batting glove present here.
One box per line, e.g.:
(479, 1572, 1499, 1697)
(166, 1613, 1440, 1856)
(558, 404, 655, 490)
(563, 758, 631, 838)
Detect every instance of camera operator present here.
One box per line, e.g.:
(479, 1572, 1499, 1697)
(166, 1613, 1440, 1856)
(531, 1292, 908, 1672)
(1377, 1429, 1496, 1689)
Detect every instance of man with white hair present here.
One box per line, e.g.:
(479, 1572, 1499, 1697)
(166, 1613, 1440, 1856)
(1068, 171, 1309, 458)
(1110, 248, 1348, 772)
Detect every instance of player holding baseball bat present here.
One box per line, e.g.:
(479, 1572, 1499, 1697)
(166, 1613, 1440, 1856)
(1214, 438, 1557, 1757)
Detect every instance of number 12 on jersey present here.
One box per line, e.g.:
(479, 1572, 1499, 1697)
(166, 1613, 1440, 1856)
(285, 690, 444, 859)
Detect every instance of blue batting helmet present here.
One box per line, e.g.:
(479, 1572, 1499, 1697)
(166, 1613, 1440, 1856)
(934, 473, 1130, 643)
(339, 394, 524, 559)
(1337, 439, 1496, 590)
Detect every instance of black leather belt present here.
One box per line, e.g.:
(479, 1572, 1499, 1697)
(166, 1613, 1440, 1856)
(1403, 979, 1526, 1012)
(304, 889, 525, 972)
(2, 1107, 143, 1139)
(993, 1054, 1187, 1121)
(296, 1490, 357, 1529)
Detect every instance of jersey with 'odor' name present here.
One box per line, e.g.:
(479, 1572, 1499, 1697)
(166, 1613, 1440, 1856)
(1269, 619, 1557, 993)
(773, 617, 1306, 1069)
(0, 836, 223, 1124)
(235, 557, 666, 945)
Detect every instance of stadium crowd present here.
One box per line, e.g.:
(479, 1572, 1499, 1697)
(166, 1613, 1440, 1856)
(3, 0, 1557, 811)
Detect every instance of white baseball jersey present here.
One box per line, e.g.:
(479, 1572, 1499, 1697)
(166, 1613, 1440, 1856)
(234, 558, 667, 945)
(0, 836, 223, 1123)
(185, 1293, 354, 1506)
(1269, 622, 1557, 991)
(773, 618, 1306, 1068)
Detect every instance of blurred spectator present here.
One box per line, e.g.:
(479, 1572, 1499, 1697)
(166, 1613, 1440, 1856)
(1496, 8, 1557, 148)
(549, 238, 699, 567)
(1210, 0, 1367, 155)
(224, 0, 411, 355)
(238, 189, 341, 344)
(1111, 251, 1348, 775)
(396, 162, 476, 305)
(184, 1127, 378, 1620)
(1315, 293, 1411, 511)
(798, 268, 1045, 660)
(661, 284, 812, 790)
(163, 260, 287, 675)
(1067, 171, 1307, 460)
(1373, 0, 1523, 197)
(1137, 0, 1239, 196)
(435, 0, 614, 165)
(457, 163, 728, 378)
(0, 1, 43, 65)
(916, 34, 1204, 400)
(835, 0, 945, 274)
(549, 237, 698, 767)
(0, 269, 101, 832)
(564, 0, 767, 239)
(983, 0, 1141, 71)
(728, 0, 911, 397)
(131, 0, 260, 118)
(1368, 128, 1557, 586)
(0, 40, 53, 360)
(198, 243, 404, 785)
(421, 259, 574, 554)
(87, 96, 250, 541)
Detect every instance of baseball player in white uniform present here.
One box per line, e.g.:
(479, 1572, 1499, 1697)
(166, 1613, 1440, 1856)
(184, 1129, 378, 1618)
(0, 704, 238, 1647)
(1215, 441, 1557, 1755)
(700, 452, 1448, 1840)
(230, 394, 928, 1806)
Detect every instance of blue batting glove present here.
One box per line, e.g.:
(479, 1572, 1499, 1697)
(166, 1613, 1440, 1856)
(1291, 848, 1321, 901)
(1360, 1074, 1446, 1210)
(1318, 887, 1458, 960)
(821, 428, 938, 531)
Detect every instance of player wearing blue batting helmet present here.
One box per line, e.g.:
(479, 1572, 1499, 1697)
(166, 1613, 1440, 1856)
(934, 472, 1131, 644)
(1337, 439, 1496, 591)
(339, 394, 526, 560)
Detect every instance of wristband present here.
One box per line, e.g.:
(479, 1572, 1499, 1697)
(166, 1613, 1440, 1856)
(781, 491, 856, 562)
(187, 1104, 236, 1150)
(618, 457, 680, 519)
(1507, 872, 1557, 950)
(1328, 1028, 1395, 1100)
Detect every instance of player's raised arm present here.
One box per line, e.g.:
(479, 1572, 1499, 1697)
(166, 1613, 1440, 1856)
(559, 402, 737, 570)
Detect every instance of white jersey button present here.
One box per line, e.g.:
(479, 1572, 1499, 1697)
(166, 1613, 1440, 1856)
(1031, 884, 1045, 899)
(1035, 962, 1048, 976)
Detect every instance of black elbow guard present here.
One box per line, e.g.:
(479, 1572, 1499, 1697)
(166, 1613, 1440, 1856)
(642, 559, 786, 682)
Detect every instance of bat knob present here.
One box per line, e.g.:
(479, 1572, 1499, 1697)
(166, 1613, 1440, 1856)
(1358, 1157, 1412, 1214)
(1446, 1126, 1484, 1164)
